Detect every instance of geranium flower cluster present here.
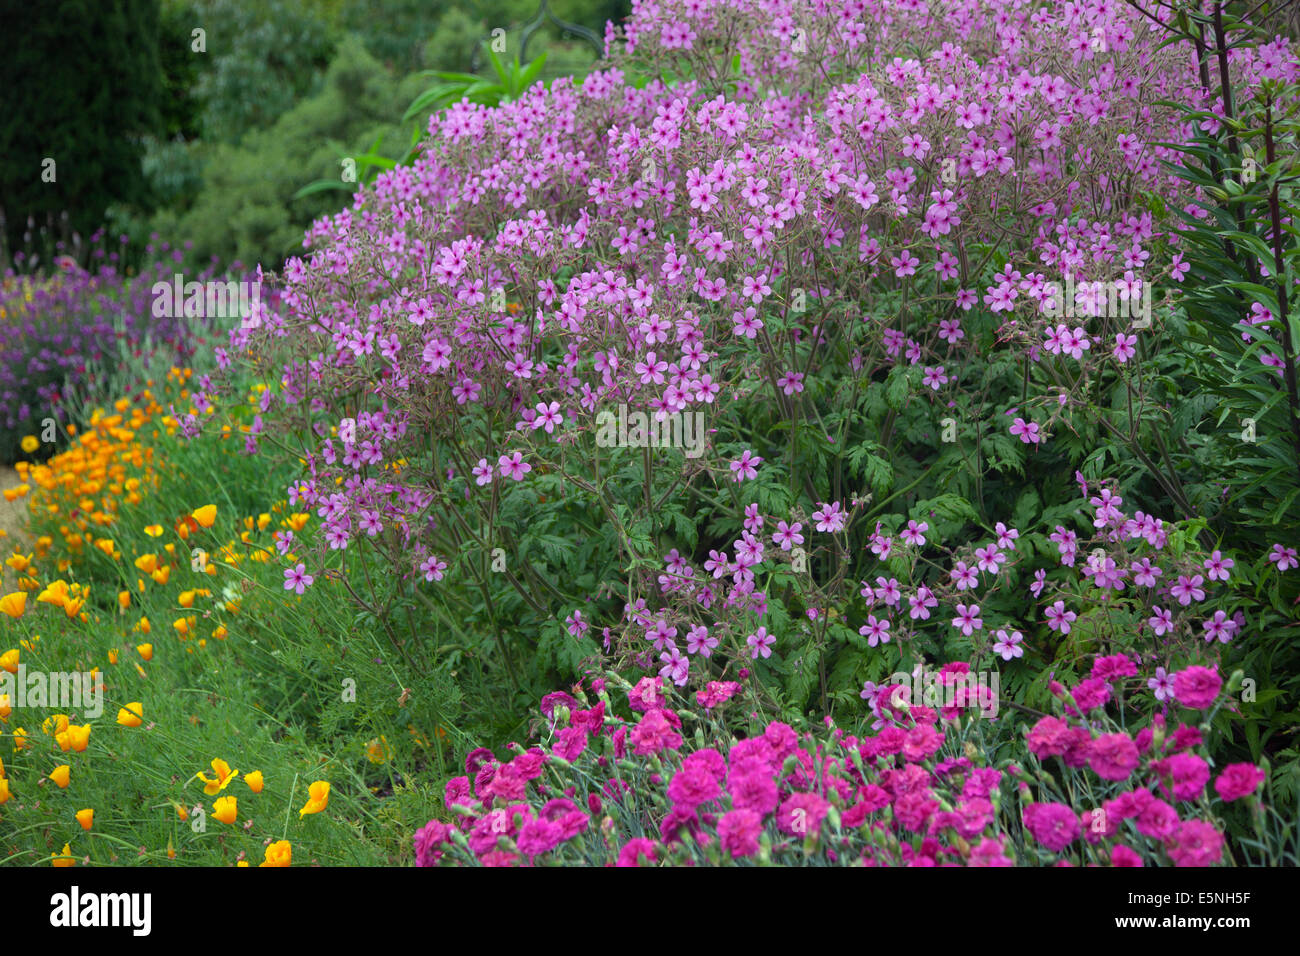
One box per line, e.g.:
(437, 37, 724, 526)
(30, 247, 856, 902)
(212, 0, 1298, 614)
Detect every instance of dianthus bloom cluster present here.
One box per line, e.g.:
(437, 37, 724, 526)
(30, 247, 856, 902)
(415, 656, 1266, 866)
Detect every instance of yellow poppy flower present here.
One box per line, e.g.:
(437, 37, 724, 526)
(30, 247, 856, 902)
(244, 770, 264, 794)
(0, 592, 26, 619)
(212, 795, 237, 824)
(144, 524, 164, 537)
(299, 780, 330, 817)
(0, 648, 18, 673)
(0, 777, 10, 804)
(191, 505, 217, 528)
(36, 580, 69, 607)
(196, 758, 239, 795)
(51, 843, 75, 867)
(259, 840, 291, 867)
(50, 764, 71, 788)
(136, 643, 153, 661)
(43, 713, 69, 736)
(116, 702, 144, 727)
(76, 808, 94, 830)
(57, 724, 90, 753)
(20, 435, 39, 454)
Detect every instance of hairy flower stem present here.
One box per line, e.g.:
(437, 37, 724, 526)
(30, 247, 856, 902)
(1263, 103, 1300, 488)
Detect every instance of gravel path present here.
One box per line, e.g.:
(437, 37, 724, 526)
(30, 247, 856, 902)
(0, 465, 31, 552)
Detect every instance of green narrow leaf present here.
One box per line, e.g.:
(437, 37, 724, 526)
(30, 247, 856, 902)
(291, 179, 355, 200)
(519, 52, 549, 90)
(488, 45, 506, 85)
